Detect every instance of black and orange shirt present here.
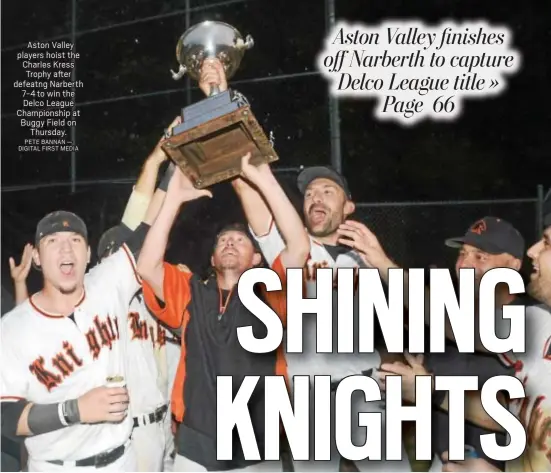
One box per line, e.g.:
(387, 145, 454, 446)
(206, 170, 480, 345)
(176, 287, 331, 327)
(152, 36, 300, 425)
(142, 260, 288, 470)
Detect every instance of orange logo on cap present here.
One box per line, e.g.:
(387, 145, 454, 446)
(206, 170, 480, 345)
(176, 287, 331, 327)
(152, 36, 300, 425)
(62, 221, 69, 227)
(470, 220, 487, 235)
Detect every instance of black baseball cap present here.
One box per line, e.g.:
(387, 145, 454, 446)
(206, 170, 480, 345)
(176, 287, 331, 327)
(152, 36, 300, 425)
(214, 223, 260, 253)
(297, 166, 352, 198)
(97, 224, 133, 259)
(445, 217, 525, 260)
(35, 211, 88, 245)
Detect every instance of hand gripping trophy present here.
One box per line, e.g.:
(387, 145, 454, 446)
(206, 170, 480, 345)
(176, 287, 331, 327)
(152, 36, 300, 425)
(162, 21, 279, 189)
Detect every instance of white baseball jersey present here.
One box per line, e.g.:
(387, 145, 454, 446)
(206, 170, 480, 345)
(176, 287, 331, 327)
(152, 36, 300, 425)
(0, 245, 140, 464)
(252, 220, 381, 379)
(252, 221, 411, 472)
(126, 292, 168, 416)
(500, 304, 551, 472)
(166, 335, 181, 404)
(125, 292, 180, 472)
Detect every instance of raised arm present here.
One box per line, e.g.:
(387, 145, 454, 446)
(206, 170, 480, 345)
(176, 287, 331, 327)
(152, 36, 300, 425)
(121, 117, 181, 230)
(137, 168, 211, 301)
(232, 173, 274, 238)
(197, 58, 309, 267)
(9, 244, 33, 305)
(237, 153, 310, 268)
(196, 58, 275, 239)
(119, 120, 184, 264)
(197, 56, 283, 240)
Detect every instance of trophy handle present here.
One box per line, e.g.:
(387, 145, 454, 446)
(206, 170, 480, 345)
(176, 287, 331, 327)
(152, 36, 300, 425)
(171, 64, 187, 80)
(235, 34, 254, 50)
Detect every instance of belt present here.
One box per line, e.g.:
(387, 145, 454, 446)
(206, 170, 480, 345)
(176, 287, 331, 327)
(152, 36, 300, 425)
(133, 404, 168, 428)
(48, 441, 127, 468)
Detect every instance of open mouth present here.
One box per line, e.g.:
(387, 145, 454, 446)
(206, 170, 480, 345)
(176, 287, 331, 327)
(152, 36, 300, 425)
(309, 206, 327, 225)
(221, 249, 238, 257)
(59, 261, 75, 276)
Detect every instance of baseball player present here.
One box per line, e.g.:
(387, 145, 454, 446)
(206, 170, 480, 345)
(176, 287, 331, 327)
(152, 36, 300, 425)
(0, 154, 172, 470)
(5, 111, 176, 311)
(233, 167, 411, 472)
(201, 58, 410, 472)
(378, 207, 551, 472)
(137, 155, 306, 471)
(94, 119, 182, 472)
(4, 242, 34, 470)
(99, 233, 175, 472)
(1, 211, 144, 471)
(3, 120, 179, 472)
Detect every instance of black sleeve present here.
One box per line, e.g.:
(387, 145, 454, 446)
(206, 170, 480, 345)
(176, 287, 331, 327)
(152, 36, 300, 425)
(1, 401, 28, 443)
(119, 222, 134, 240)
(124, 222, 150, 260)
(1, 450, 21, 472)
(158, 163, 175, 192)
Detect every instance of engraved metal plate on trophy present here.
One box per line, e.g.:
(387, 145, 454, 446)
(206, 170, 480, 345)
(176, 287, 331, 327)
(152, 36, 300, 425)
(162, 21, 279, 189)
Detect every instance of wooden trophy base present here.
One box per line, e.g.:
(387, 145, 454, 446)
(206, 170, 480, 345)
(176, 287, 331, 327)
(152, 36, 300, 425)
(162, 90, 278, 189)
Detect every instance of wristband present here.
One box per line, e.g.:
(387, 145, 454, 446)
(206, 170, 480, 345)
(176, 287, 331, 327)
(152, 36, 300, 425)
(62, 399, 81, 425)
(158, 162, 176, 191)
(58, 402, 69, 427)
(27, 403, 65, 434)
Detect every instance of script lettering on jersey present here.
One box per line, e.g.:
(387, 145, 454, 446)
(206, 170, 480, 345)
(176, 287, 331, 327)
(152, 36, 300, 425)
(510, 376, 551, 465)
(128, 312, 166, 349)
(543, 336, 551, 362)
(85, 314, 120, 359)
(29, 341, 83, 391)
(303, 260, 360, 291)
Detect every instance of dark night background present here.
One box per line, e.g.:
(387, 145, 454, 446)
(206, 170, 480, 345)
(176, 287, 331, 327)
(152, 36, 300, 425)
(1, 0, 550, 307)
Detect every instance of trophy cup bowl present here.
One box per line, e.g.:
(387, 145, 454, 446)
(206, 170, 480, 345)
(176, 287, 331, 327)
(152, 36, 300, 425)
(163, 21, 278, 189)
(172, 21, 252, 85)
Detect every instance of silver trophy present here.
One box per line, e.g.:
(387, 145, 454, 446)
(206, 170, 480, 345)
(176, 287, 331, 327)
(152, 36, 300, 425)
(162, 21, 278, 189)
(170, 21, 254, 95)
